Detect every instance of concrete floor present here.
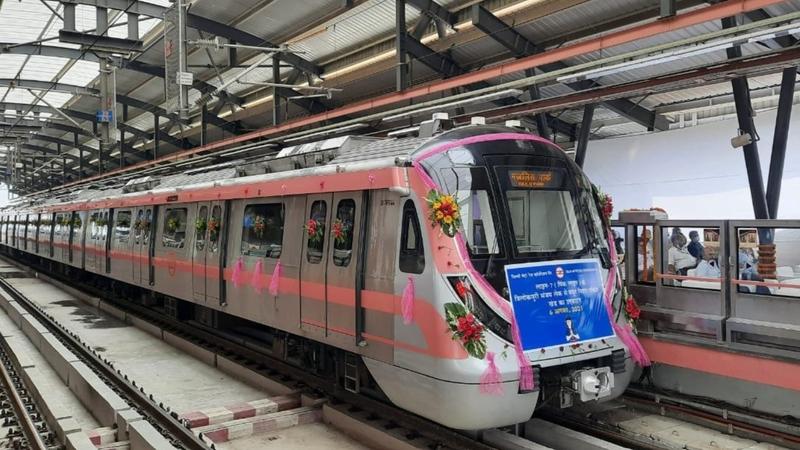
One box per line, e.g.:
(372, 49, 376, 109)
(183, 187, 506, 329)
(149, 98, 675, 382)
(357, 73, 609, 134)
(218, 422, 371, 450)
(3, 274, 380, 448)
(0, 304, 100, 430)
(6, 276, 268, 413)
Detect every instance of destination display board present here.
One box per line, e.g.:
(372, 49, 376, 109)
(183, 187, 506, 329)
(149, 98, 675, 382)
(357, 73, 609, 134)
(507, 169, 562, 189)
(504, 259, 615, 352)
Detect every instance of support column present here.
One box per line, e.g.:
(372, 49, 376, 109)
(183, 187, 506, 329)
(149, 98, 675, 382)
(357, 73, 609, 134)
(723, 17, 769, 221)
(396, 0, 410, 91)
(526, 70, 550, 141)
(153, 114, 160, 160)
(272, 54, 282, 126)
(76, 132, 83, 180)
(201, 104, 208, 146)
(766, 67, 796, 219)
(574, 104, 595, 168)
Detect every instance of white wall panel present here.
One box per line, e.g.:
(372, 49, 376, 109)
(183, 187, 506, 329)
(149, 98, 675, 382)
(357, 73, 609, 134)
(584, 106, 800, 220)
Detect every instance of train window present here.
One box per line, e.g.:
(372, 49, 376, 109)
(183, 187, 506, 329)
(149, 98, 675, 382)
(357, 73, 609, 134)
(143, 209, 153, 244)
(196, 206, 208, 251)
(102, 212, 110, 242)
(162, 208, 188, 249)
(134, 210, 145, 244)
(332, 199, 356, 267)
(114, 211, 132, 245)
(399, 200, 425, 274)
(438, 167, 500, 256)
(90, 213, 100, 240)
(54, 214, 64, 237)
(241, 203, 284, 258)
(306, 201, 327, 264)
(209, 206, 221, 251)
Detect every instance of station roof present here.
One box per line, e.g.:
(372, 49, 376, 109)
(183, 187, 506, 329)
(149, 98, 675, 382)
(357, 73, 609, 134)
(1, 0, 800, 194)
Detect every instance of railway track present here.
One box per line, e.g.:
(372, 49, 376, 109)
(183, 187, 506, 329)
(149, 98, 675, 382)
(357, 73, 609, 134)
(0, 275, 210, 450)
(4, 254, 795, 450)
(0, 333, 53, 450)
(0, 255, 493, 450)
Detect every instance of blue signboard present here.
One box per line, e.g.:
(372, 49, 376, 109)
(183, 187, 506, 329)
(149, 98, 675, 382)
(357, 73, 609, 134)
(96, 110, 114, 123)
(504, 259, 615, 352)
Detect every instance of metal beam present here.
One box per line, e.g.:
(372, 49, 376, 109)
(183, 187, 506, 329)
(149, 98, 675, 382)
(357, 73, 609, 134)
(574, 104, 595, 167)
(396, 0, 410, 91)
(723, 16, 769, 220)
(766, 66, 796, 219)
(404, 34, 575, 138)
(405, 0, 456, 26)
(743, 9, 798, 49)
(471, 5, 666, 131)
(56, 0, 322, 75)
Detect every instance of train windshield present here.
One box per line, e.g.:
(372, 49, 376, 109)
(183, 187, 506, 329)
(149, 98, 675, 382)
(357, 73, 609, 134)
(437, 166, 501, 256)
(496, 166, 584, 255)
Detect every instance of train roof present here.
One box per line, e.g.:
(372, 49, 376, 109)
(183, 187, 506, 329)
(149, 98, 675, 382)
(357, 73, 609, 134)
(5, 134, 431, 212)
(4, 124, 553, 213)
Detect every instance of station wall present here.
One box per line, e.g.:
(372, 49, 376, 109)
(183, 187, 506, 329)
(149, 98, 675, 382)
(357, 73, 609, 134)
(584, 106, 800, 220)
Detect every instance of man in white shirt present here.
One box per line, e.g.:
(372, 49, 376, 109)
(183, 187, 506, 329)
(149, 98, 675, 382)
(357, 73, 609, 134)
(668, 233, 697, 277)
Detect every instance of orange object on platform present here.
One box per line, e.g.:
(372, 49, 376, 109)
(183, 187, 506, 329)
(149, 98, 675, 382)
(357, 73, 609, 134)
(640, 337, 800, 392)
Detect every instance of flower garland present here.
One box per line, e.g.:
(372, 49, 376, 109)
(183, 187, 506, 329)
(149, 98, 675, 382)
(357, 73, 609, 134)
(426, 190, 461, 238)
(167, 217, 181, 233)
(59, 216, 70, 226)
(305, 218, 324, 244)
(208, 217, 220, 242)
(94, 216, 108, 227)
(253, 215, 266, 239)
(331, 219, 349, 246)
(195, 217, 207, 235)
(596, 188, 613, 221)
(444, 302, 487, 359)
(621, 284, 641, 331)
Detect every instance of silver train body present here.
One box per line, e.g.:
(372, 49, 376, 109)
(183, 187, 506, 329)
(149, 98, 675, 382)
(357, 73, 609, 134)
(0, 125, 634, 429)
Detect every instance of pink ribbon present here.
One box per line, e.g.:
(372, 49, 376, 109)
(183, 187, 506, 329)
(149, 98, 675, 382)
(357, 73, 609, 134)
(252, 259, 266, 294)
(231, 257, 245, 289)
(269, 261, 283, 297)
(479, 351, 504, 395)
(604, 230, 651, 367)
(401, 276, 415, 325)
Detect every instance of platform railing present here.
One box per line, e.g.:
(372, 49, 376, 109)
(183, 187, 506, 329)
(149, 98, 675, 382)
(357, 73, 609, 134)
(612, 217, 800, 358)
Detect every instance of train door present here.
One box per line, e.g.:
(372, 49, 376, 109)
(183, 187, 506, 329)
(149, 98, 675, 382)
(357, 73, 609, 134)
(192, 202, 224, 304)
(192, 203, 210, 303)
(132, 207, 154, 286)
(69, 211, 85, 268)
(110, 209, 133, 283)
(85, 211, 99, 272)
(300, 194, 333, 336)
(325, 193, 363, 347)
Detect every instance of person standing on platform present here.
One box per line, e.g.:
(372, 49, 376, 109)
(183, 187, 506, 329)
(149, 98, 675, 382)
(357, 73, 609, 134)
(687, 230, 705, 261)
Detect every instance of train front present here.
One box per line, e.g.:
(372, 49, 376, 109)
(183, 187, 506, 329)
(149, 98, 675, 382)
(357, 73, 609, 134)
(371, 125, 636, 430)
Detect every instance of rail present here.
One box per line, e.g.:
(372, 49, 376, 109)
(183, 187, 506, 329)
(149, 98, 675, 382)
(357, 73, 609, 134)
(1, 256, 494, 450)
(0, 276, 210, 450)
(0, 335, 49, 450)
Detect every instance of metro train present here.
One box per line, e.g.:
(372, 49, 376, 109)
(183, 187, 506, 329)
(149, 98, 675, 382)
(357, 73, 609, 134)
(0, 123, 635, 429)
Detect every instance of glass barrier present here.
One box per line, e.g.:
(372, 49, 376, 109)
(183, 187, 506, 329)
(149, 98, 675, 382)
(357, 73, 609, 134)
(634, 225, 655, 284)
(611, 225, 626, 280)
(659, 226, 722, 291)
(733, 226, 800, 298)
